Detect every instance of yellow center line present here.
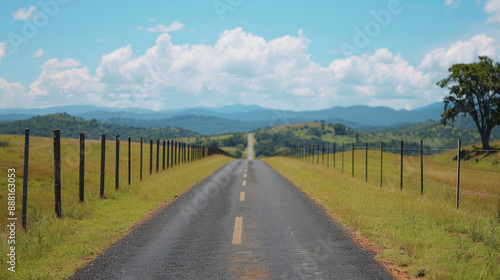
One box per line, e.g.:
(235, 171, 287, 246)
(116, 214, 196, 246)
(243, 174, 247, 178)
(242, 180, 246, 186)
(232, 217, 243, 245)
(240, 191, 245, 201)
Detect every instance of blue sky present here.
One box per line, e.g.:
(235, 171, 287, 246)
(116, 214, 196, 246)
(1, 0, 500, 111)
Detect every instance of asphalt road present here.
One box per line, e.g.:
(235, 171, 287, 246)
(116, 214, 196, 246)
(247, 133, 253, 160)
(71, 156, 392, 280)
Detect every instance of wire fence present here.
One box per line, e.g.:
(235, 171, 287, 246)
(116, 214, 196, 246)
(0, 129, 233, 231)
(274, 140, 500, 212)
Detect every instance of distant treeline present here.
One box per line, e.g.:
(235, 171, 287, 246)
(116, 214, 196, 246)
(0, 113, 198, 141)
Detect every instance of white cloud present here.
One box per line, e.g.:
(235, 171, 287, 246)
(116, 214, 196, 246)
(0, 78, 27, 108)
(42, 58, 82, 69)
(4, 29, 497, 111)
(418, 34, 499, 75)
(33, 48, 44, 58)
(11, 6, 37, 20)
(149, 18, 158, 22)
(147, 21, 185, 33)
(0, 42, 6, 61)
(484, 0, 500, 24)
(136, 26, 144, 31)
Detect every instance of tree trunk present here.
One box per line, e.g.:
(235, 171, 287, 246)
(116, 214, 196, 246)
(479, 129, 491, 150)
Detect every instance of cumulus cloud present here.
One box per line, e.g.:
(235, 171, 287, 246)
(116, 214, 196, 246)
(418, 34, 499, 75)
(485, 0, 500, 24)
(3, 29, 497, 110)
(42, 58, 82, 69)
(0, 42, 6, 61)
(0, 78, 28, 108)
(147, 21, 185, 33)
(33, 48, 44, 58)
(11, 6, 37, 20)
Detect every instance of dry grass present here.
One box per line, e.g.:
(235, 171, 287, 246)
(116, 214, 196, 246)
(0, 134, 232, 279)
(265, 147, 500, 279)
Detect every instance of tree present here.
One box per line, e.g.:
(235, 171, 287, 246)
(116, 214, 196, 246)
(437, 56, 500, 150)
(333, 123, 346, 136)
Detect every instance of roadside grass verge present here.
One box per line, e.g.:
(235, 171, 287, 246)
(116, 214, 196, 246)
(264, 157, 500, 279)
(0, 134, 232, 279)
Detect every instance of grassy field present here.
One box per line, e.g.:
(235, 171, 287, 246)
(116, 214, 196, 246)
(0, 134, 232, 279)
(264, 145, 500, 279)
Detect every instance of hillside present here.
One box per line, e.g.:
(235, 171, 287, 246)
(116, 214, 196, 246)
(253, 120, 500, 158)
(0, 113, 198, 141)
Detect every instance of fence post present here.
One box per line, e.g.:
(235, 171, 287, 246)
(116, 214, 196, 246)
(140, 137, 143, 181)
(322, 144, 324, 165)
(380, 142, 383, 187)
(100, 134, 106, 198)
(174, 141, 178, 165)
(150, 139, 153, 175)
(456, 139, 461, 209)
(163, 140, 166, 170)
(128, 137, 131, 186)
(115, 135, 119, 190)
(79, 133, 85, 202)
(327, 143, 330, 168)
(317, 145, 319, 165)
(167, 140, 170, 169)
(352, 143, 354, 178)
(420, 140, 423, 195)
(54, 129, 62, 218)
(21, 129, 30, 229)
(333, 143, 336, 169)
(400, 140, 403, 190)
(365, 142, 368, 183)
(156, 140, 159, 173)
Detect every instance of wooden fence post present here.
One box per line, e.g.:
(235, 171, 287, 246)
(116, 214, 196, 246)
(352, 143, 354, 178)
(115, 135, 119, 190)
(21, 128, 30, 229)
(100, 134, 106, 198)
(163, 140, 166, 170)
(150, 139, 153, 175)
(128, 137, 131, 186)
(79, 133, 85, 202)
(365, 142, 368, 183)
(156, 140, 159, 173)
(420, 140, 423, 195)
(380, 142, 383, 187)
(400, 140, 403, 190)
(140, 137, 143, 181)
(54, 129, 62, 217)
(456, 139, 461, 209)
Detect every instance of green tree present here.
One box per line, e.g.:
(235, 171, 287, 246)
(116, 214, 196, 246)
(333, 123, 346, 136)
(437, 56, 500, 150)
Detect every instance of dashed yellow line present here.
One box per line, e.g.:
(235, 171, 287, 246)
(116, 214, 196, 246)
(232, 217, 243, 245)
(243, 173, 247, 178)
(242, 180, 246, 186)
(240, 191, 245, 201)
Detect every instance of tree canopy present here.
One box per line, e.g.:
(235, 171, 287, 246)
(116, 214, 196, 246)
(437, 56, 500, 150)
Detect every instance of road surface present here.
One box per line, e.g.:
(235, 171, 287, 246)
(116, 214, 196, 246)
(247, 133, 254, 160)
(72, 138, 391, 279)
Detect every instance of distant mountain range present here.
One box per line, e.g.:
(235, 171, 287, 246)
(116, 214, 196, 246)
(0, 103, 445, 135)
